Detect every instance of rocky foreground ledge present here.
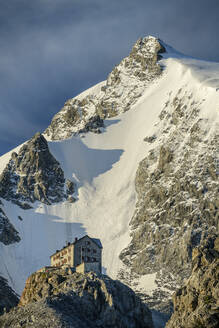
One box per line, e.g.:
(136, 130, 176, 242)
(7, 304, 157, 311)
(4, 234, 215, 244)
(166, 235, 219, 328)
(0, 269, 154, 328)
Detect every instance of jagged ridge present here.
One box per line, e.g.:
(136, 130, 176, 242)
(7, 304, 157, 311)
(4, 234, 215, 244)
(45, 36, 166, 140)
(0, 269, 154, 328)
(0, 133, 66, 207)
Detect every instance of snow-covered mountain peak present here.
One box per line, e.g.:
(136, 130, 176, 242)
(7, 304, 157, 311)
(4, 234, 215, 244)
(131, 35, 166, 58)
(0, 36, 218, 323)
(44, 36, 166, 141)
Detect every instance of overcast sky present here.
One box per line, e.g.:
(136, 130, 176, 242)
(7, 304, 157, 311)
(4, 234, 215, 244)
(0, 0, 219, 155)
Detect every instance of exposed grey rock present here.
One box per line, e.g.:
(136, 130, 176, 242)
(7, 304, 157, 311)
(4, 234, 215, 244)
(66, 179, 75, 196)
(96, 36, 165, 118)
(119, 88, 219, 314)
(0, 276, 19, 316)
(144, 135, 157, 143)
(66, 179, 77, 203)
(157, 146, 173, 172)
(0, 200, 20, 316)
(0, 270, 154, 328)
(44, 95, 105, 141)
(45, 36, 166, 141)
(78, 115, 104, 134)
(166, 235, 219, 328)
(0, 133, 65, 206)
(0, 200, 20, 245)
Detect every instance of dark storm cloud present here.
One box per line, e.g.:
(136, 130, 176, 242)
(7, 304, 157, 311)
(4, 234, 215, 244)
(0, 0, 219, 155)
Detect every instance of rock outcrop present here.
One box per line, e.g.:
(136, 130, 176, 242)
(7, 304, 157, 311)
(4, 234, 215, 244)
(166, 235, 219, 328)
(0, 133, 65, 207)
(0, 276, 19, 316)
(119, 87, 219, 313)
(0, 269, 154, 328)
(0, 200, 20, 315)
(45, 36, 166, 140)
(0, 200, 20, 245)
(96, 36, 165, 119)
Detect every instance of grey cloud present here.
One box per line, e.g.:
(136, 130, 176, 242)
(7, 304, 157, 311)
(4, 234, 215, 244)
(0, 0, 219, 155)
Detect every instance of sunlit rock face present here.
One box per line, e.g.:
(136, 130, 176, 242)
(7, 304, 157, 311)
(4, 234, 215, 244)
(166, 235, 219, 328)
(45, 36, 166, 141)
(0, 270, 154, 328)
(96, 36, 166, 118)
(119, 86, 219, 313)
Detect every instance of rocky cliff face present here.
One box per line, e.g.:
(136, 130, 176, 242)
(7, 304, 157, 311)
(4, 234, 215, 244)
(45, 36, 165, 140)
(0, 269, 154, 328)
(0, 276, 19, 316)
(0, 133, 66, 207)
(0, 200, 20, 245)
(119, 86, 219, 312)
(0, 200, 20, 315)
(96, 36, 165, 119)
(0, 219, 20, 316)
(166, 235, 219, 328)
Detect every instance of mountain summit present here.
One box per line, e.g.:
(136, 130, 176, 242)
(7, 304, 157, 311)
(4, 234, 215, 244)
(44, 36, 166, 140)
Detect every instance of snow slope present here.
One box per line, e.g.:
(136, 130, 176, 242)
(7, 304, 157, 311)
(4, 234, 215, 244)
(0, 143, 25, 175)
(0, 50, 219, 298)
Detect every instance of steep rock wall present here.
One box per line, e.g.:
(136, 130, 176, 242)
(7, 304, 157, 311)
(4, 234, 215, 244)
(0, 133, 66, 207)
(120, 86, 219, 312)
(166, 235, 219, 328)
(0, 269, 154, 328)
